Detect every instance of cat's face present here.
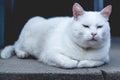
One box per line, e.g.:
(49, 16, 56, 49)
(71, 3, 112, 48)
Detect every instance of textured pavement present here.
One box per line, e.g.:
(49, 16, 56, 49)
(0, 37, 120, 80)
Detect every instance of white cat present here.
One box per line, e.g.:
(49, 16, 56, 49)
(1, 3, 112, 68)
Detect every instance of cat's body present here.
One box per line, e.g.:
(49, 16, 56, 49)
(1, 3, 112, 68)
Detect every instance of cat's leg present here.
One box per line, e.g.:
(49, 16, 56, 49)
(14, 40, 29, 58)
(15, 48, 29, 58)
(39, 53, 78, 68)
(77, 60, 104, 68)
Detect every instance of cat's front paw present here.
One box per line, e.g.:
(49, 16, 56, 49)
(77, 60, 104, 68)
(77, 60, 92, 68)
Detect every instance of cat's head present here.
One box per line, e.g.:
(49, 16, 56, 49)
(70, 3, 112, 48)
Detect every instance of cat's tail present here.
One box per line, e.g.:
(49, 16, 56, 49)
(1, 45, 14, 59)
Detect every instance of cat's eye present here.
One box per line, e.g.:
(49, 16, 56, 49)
(82, 24, 89, 28)
(97, 25, 103, 29)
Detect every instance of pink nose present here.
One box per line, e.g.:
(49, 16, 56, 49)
(91, 33, 97, 37)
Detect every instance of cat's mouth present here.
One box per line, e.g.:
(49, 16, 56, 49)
(88, 38, 97, 41)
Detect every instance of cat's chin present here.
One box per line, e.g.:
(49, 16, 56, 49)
(87, 40, 97, 45)
(84, 38, 99, 47)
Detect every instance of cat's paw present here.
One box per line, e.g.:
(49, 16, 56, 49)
(60, 60, 78, 68)
(16, 52, 29, 58)
(77, 60, 95, 68)
(77, 60, 104, 68)
(78, 60, 95, 68)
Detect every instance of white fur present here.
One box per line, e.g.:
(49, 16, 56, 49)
(1, 3, 111, 68)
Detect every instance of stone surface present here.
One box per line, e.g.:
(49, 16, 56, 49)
(0, 56, 104, 80)
(0, 37, 120, 80)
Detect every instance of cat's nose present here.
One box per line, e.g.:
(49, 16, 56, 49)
(91, 33, 97, 37)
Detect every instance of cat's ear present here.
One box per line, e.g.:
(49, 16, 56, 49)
(100, 5, 112, 20)
(73, 3, 85, 20)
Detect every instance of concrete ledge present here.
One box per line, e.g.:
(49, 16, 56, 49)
(0, 37, 120, 80)
(0, 73, 103, 80)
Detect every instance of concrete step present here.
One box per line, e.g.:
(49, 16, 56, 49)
(0, 37, 120, 80)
